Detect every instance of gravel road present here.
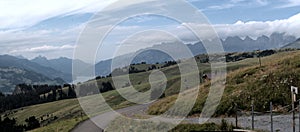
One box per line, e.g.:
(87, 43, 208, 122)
(72, 104, 299, 132)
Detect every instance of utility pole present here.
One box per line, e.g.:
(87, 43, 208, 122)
(270, 102, 273, 132)
(251, 100, 254, 130)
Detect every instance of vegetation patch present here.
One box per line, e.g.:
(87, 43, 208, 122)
(148, 51, 300, 117)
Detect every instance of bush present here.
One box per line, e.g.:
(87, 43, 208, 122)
(25, 116, 40, 131)
(171, 123, 220, 132)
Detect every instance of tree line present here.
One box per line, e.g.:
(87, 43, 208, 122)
(106, 60, 178, 77)
(0, 84, 76, 113)
(195, 49, 277, 63)
(0, 116, 40, 132)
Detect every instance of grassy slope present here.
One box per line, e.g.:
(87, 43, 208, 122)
(7, 98, 81, 125)
(148, 50, 300, 116)
(3, 89, 134, 132)
(2, 98, 82, 132)
(2, 52, 264, 131)
(30, 117, 87, 132)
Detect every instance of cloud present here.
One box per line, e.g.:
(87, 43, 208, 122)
(255, 0, 268, 6)
(0, 0, 116, 29)
(206, 4, 235, 10)
(3, 12, 300, 60)
(214, 13, 300, 38)
(9, 44, 75, 53)
(202, 0, 269, 11)
(113, 30, 179, 56)
(187, 0, 203, 2)
(1, 0, 299, 60)
(278, 0, 300, 8)
(0, 23, 84, 47)
(173, 12, 300, 40)
(230, 0, 246, 3)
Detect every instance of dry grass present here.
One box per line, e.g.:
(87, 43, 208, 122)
(148, 50, 300, 117)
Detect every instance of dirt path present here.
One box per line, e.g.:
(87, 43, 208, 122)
(71, 104, 149, 132)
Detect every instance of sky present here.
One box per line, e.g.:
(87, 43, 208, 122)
(0, 0, 300, 61)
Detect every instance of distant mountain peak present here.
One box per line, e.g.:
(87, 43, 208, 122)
(31, 55, 91, 77)
(259, 35, 269, 39)
(14, 55, 26, 59)
(225, 36, 243, 41)
(256, 35, 269, 41)
(57, 56, 71, 60)
(34, 55, 48, 60)
(244, 36, 253, 41)
(227, 36, 242, 39)
(270, 32, 285, 36)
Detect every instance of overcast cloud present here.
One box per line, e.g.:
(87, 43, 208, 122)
(0, 0, 299, 60)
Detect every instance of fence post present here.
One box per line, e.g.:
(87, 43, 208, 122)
(251, 100, 254, 130)
(299, 100, 300, 132)
(292, 91, 295, 132)
(291, 86, 298, 132)
(235, 103, 238, 128)
(293, 101, 295, 132)
(270, 102, 273, 132)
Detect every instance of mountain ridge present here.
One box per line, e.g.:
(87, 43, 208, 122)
(282, 38, 300, 49)
(92, 32, 296, 76)
(0, 55, 71, 82)
(3, 33, 296, 80)
(0, 66, 65, 93)
(31, 56, 91, 76)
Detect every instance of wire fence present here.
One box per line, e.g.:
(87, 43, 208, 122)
(233, 99, 300, 132)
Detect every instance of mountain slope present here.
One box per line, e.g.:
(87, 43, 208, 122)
(0, 55, 71, 82)
(94, 49, 175, 76)
(31, 56, 91, 75)
(148, 50, 300, 116)
(0, 67, 65, 93)
(282, 38, 300, 49)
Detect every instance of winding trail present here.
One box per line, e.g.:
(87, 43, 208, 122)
(71, 104, 149, 132)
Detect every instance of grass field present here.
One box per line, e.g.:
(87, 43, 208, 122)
(148, 50, 300, 116)
(2, 89, 135, 132)
(1, 50, 291, 131)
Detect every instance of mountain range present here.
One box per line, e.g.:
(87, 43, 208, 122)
(221, 32, 296, 52)
(0, 55, 71, 81)
(0, 55, 90, 93)
(0, 32, 298, 93)
(0, 67, 65, 93)
(31, 56, 91, 75)
(31, 32, 299, 77)
(93, 32, 297, 76)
